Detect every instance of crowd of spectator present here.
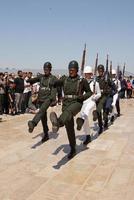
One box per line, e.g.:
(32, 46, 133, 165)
(119, 75, 134, 98)
(0, 70, 40, 117)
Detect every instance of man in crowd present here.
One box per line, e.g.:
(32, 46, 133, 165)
(14, 70, 24, 114)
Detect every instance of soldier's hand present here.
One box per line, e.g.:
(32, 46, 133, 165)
(91, 95, 97, 101)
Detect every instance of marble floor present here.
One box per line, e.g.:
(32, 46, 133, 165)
(0, 98, 134, 200)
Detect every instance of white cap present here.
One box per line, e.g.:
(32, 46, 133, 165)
(112, 69, 116, 75)
(83, 66, 93, 74)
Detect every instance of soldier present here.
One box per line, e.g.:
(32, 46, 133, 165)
(76, 65, 101, 145)
(50, 60, 92, 159)
(27, 62, 57, 143)
(94, 64, 116, 134)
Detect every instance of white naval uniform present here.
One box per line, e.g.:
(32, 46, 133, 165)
(111, 78, 121, 116)
(80, 79, 101, 135)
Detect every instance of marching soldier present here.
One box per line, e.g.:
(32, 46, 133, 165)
(50, 60, 92, 159)
(76, 65, 101, 145)
(27, 62, 57, 143)
(94, 64, 116, 134)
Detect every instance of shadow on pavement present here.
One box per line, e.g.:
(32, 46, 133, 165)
(52, 143, 89, 170)
(31, 131, 59, 149)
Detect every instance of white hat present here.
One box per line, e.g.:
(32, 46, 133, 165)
(112, 69, 116, 75)
(83, 66, 93, 74)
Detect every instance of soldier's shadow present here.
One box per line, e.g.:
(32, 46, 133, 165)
(91, 123, 99, 140)
(31, 131, 59, 149)
(52, 143, 89, 170)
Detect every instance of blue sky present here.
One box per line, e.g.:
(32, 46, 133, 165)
(0, 0, 134, 73)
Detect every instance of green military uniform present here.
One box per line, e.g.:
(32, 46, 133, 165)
(96, 75, 114, 131)
(27, 74, 57, 136)
(51, 75, 92, 153)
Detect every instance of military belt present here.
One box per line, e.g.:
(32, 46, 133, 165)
(64, 95, 78, 99)
(41, 87, 50, 91)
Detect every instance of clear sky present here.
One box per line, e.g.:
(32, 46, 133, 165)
(0, 0, 134, 73)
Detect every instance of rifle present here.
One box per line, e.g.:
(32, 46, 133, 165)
(105, 54, 109, 81)
(77, 44, 86, 97)
(110, 61, 112, 80)
(116, 65, 120, 88)
(80, 43, 86, 77)
(93, 53, 98, 94)
(122, 63, 126, 79)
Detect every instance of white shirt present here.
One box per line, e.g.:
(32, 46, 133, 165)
(113, 78, 121, 92)
(88, 79, 101, 101)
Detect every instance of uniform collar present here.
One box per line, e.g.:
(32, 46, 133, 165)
(68, 75, 79, 80)
(87, 78, 93, 83)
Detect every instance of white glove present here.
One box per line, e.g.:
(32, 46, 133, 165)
(91, 95, 97, 101)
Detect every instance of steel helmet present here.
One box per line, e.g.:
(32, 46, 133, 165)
(43, 62, 52, 70)
(97, 64, 105, 71)
(68, 60, 79, 71)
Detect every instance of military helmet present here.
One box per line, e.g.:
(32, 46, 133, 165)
(68, 60, 79, 71)
(83, 66, 93, 74)
(43, 62, 52, 70)
(97, 64, 105, 71)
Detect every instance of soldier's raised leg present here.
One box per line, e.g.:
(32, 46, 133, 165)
(28, 99, 50, 133)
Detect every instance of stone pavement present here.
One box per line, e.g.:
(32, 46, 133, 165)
(0, 99, 134, 200)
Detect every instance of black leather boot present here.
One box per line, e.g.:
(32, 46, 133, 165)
(92, 110, 98, 121)
(83, 135, 91, 145)
(98, 127, 103, 135)
(110, 116, 115, 124)
(28, 120, 36, 133)
(50, 112, 59, 133)
(67, 148, 76, 159)
(104, 120, 108, 130)
(76, 117, 84, 130)
(41, 133, 49, 143)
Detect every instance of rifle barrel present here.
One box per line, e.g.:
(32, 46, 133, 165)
(80, 43, 86, 76)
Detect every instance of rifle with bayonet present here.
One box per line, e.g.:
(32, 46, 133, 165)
(93, 53, 98, 94)
(116, 65, 120, 88)
(105, 54, 109, 81)
(80, 43, 86, 77)
(122, 63, 126, 79)
(77, 44, 86, 97)
(110, 61, 112, 81)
